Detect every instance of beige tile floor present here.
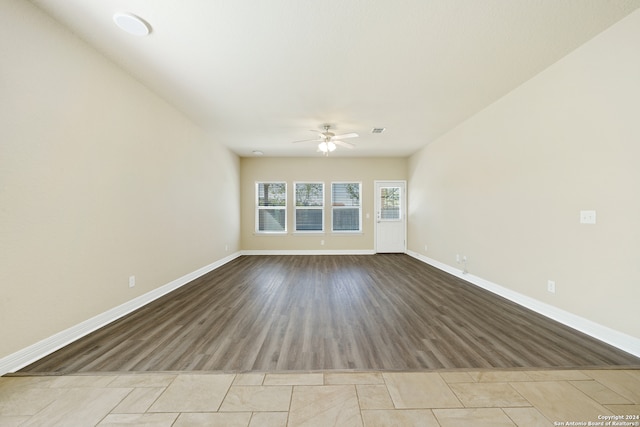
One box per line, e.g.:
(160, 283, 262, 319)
(1, 369, 639, 426)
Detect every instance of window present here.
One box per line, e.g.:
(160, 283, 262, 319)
(295, 182, 324, 232)
(256, 182, 286, 233)
(332, 182, 361, 232)
(379, 186, 401, 220)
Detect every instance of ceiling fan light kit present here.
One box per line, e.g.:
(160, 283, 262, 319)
(318, 141, 336, 153)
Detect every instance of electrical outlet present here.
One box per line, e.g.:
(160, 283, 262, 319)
(225, 244, 229, 252)
(424, 244, 428, 252)
(456, 254, 460, 263)
(580, 210, 596, 224)
(320, 239, 325, 246)
(461, 255, 468, 274)
(547, 280, 556, 294)
(129, 275, 136, 288)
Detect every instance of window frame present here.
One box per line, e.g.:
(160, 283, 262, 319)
(255, 181, 287, 234)
(294, 181, 325, 233)
(331, 181, 362, 233)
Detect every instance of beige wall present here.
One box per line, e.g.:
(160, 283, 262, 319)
(0, 1, 240, 359)
(241, 157, 407, 251)
(408, 10, 640, 338)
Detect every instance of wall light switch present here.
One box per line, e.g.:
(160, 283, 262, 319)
(547, 280, 556, 294)
(580, 210, 596, 224)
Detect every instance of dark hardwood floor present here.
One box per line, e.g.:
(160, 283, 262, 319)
(21, 255, 640, 373)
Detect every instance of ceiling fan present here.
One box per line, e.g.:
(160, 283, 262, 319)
(293, 125, 358, 155)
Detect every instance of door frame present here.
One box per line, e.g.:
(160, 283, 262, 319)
(374, 180, 407, 253)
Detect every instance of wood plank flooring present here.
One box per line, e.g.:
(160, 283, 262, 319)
(20, 255, 640, 373)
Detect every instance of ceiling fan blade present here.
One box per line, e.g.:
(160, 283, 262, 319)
(334, 140, 355, 149)
(292, 129, 326, 143)
(292, 138, 322, 144)
(331, 132, 358, 140)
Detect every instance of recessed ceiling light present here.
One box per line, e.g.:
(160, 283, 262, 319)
(113, 13, 151, 36)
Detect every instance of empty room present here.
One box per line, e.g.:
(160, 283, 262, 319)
(1, 1, 640, 426)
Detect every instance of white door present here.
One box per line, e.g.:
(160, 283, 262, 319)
(375, 181, 406, 253)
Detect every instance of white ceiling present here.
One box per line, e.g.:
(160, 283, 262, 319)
(30, 0, 640, 157)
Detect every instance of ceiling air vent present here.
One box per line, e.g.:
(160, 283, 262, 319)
(371, 128, 386, 134)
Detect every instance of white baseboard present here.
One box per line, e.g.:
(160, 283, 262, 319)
(406, 250, 640, 358)
(0, 252, 242, 376)
(241, 249, 376, 256)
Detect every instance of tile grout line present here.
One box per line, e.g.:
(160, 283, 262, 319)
(284, 375, 297, 427)
(439, 371, 465, 409)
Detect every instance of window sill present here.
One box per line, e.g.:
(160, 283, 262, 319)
(254, 232, 288, 236)
(254, 231, 363, 236)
